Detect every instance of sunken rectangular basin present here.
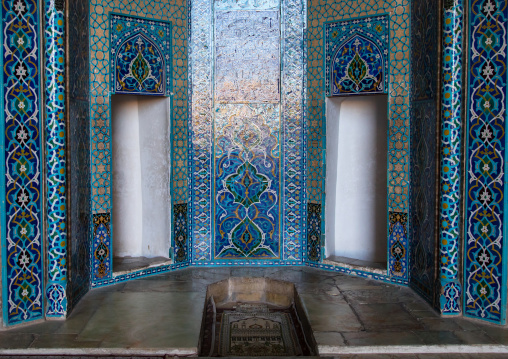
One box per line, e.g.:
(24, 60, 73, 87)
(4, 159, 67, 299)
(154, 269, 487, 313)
(198, 277, 317, 357)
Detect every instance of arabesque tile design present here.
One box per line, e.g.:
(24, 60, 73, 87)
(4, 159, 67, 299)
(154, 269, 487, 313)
(110, 14, 171, 96)
(2, 0, 44, 325)
(439, 0, 464, 316)
(464, 0, 507, 324)
(324, 15, 389, 96)
(44, 0, 68, 318)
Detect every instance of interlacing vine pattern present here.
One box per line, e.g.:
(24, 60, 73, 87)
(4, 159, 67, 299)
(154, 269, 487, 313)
(464, 0, 507, 324)
(190, 0, 307, 265)
(2, 0, 43, 325)
(44, 0, 68, 317)
(439, 0, 463, 315)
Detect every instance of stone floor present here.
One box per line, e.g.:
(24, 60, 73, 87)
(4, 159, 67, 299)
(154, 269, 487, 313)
(113, 256, 173, 275)
(1, 267, 508, 357)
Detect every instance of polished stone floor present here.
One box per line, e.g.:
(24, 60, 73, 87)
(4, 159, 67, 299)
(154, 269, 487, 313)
(1, 267, 508, 357)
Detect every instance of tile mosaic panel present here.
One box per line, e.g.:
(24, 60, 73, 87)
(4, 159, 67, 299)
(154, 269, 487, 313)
(409, 0, 439, 306)
(307, 0, 410, 267)
(44, 0, 68, 317)
(439, 0, 464, 315)
(389, 212, 408, 278)
(174, 203, 188, 262)
(307, 203, 321, 263)
(190, 0, 306, 264)
(89, 0, 189, 282)
(67, 0, 90, 311)
(110, 14, 171, 96)
(1, 0, 44, 325)
(464, 0, 507, 324)
(280, 0, 307, 261)
(92, 213, 111, 280)
(324, 15, 389, 96)
(189, 0, 214, 262)
(214, 104, 280, 259)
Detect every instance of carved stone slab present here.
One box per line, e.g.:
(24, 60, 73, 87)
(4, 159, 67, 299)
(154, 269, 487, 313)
(215, 10, 280, 103)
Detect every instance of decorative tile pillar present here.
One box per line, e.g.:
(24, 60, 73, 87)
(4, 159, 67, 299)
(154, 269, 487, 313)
(1, 0, 44, 325)
(439, 0, 464, 316)
(44, 0, 68, 318)
(464, 0, 507, 324)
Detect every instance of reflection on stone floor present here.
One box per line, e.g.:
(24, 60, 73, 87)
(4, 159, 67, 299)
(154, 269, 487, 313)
(0, 267, 507, 357)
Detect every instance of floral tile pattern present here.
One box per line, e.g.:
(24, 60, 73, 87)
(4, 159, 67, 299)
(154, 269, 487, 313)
(44, 0, 68, 318)
(439, 0, 464, 316)
(190, 0, 306, 264)
(1, 0, 43, 325)
(464, 0, 507, 324)
(324, 15, 389, 96)
(110, 14, 171, 96)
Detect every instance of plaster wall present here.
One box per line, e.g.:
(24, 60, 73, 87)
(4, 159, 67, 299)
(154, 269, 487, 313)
(325, 96, 388, 262)
(112, 95, 171, 258)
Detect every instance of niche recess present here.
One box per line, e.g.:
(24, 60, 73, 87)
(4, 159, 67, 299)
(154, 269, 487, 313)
(325, 95, 388, 270)
(111, 94, 172, 273)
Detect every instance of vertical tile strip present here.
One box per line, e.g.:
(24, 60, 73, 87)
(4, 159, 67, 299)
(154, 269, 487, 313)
(44, 0, 67, 318)
(439, 0, 463, 315)
(1, 0, 43, 324)
(464, 0, 507, 324)
(189, 0, 213, 262)
(67, 0, 90, 312)
(409, 0, 439, 305)
(281, 0, 306, 261)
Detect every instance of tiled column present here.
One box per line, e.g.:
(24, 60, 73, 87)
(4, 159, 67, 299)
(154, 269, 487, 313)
(438, 0, 463, 315)
(464, 0, 507, 324)
(44, 0, 68, 317)
(1, 0, 44, 325)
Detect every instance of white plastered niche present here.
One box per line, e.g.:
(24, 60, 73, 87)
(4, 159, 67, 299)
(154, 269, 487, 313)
(325, 95, 388, 263)
(111, 94, 171, 259)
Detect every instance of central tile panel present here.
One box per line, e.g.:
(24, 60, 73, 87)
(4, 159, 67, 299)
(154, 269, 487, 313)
(214, 104, 280, 259)
(190, 0, 306, 263)
(213, 7, 281, 259)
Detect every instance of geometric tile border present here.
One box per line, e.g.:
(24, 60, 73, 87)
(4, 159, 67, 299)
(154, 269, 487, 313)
(464, 0, 507, 324)
(439, 0, 464, 316)
(1, 0, 44, 325)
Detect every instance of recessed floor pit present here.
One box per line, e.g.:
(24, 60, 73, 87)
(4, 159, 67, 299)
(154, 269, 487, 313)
(198, 277, 317, 357)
